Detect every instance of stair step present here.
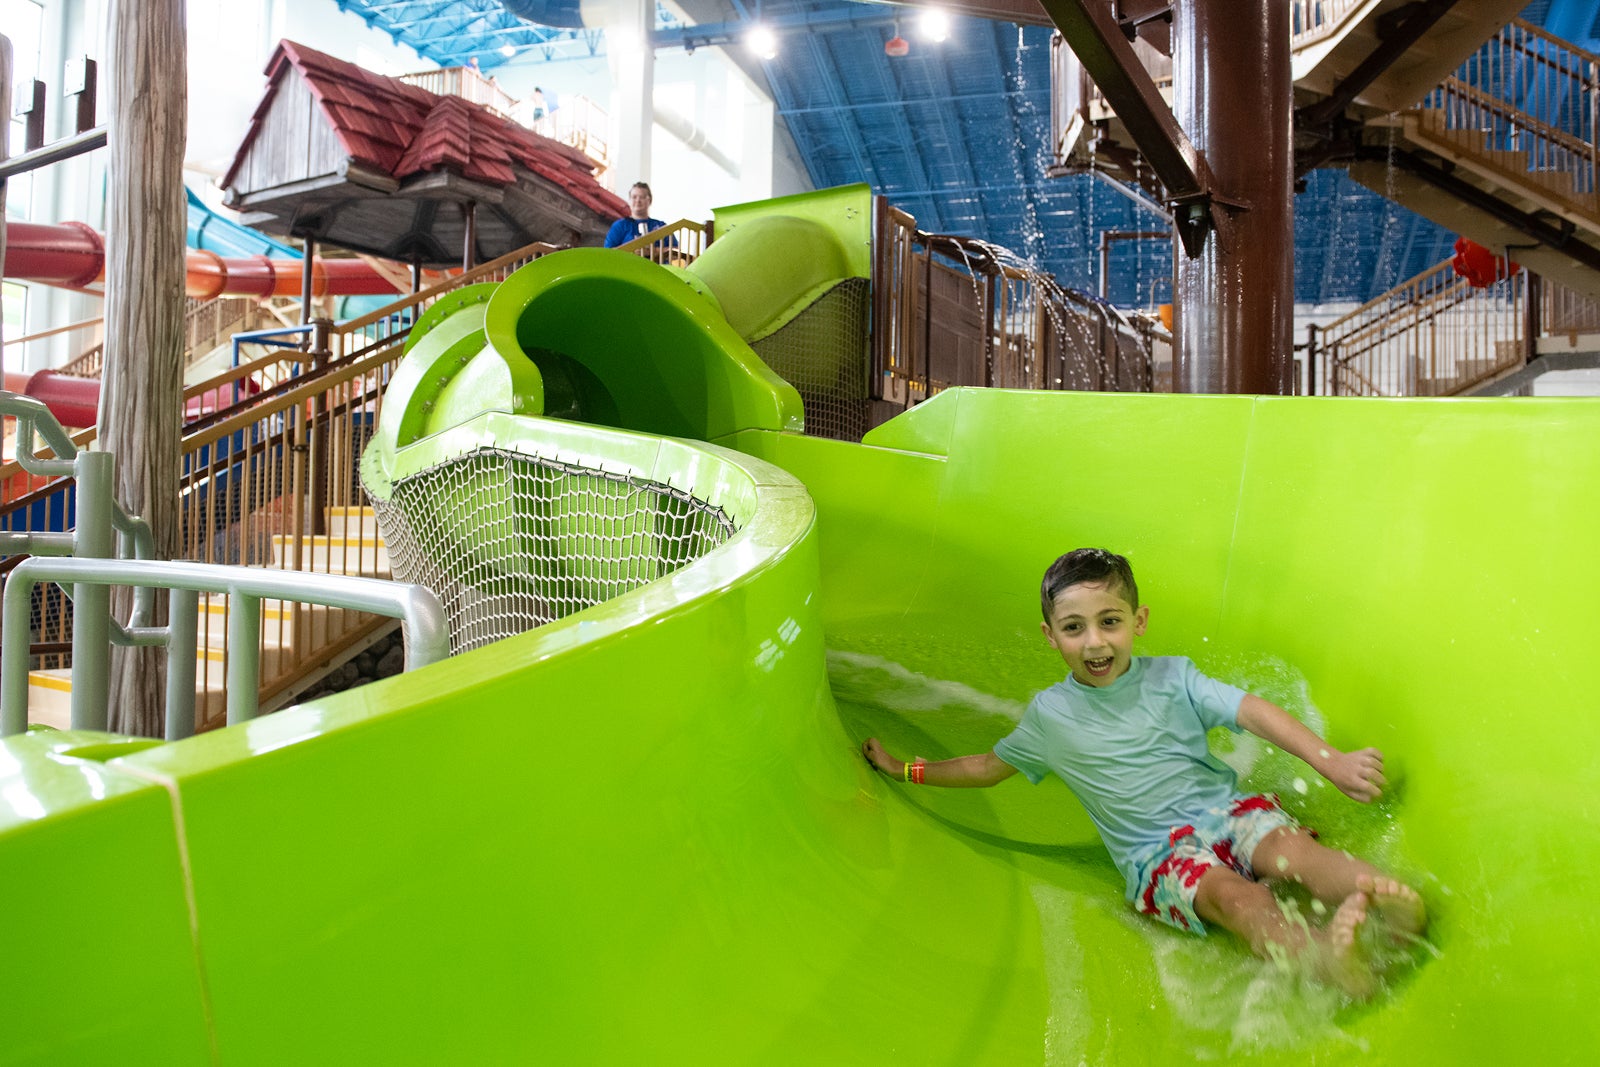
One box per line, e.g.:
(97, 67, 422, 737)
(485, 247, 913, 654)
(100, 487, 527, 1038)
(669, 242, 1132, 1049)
(270, 533, 389, 576)
(1405, 111, 1600, 231)
(200, 596, 361, 646)
(25, 669, 73, 729)
(324, 505, 382, 541)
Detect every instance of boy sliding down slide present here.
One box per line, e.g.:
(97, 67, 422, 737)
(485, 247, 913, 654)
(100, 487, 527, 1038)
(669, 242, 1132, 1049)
(862, 548, 1426, 998)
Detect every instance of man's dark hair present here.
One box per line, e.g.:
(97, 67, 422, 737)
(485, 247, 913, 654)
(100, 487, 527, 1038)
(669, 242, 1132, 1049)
(630, 181, 652, 195)
(1040, 548, 1139, 620)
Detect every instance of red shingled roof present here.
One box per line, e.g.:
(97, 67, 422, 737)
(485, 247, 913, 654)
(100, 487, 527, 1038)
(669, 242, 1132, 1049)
(225, 40, 627, 220)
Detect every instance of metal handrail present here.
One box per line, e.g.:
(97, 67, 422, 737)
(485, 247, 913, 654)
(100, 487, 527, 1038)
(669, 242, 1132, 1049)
(0, 392, 154, 570)
(1, 556, 447, 739)
(1289, 0, 1365, 48)
(1315, 256, 1527, 396)
(613, 219, 709, 265)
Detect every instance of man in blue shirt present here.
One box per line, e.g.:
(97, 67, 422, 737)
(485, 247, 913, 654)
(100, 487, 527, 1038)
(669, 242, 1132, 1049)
(604, 181, 673, 249)
(861, 548, 1428, 999)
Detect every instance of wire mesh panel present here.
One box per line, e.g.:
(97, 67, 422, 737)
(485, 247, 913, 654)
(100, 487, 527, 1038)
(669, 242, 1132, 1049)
(749, 278, 871, 443)
(368, 448, 737, 654)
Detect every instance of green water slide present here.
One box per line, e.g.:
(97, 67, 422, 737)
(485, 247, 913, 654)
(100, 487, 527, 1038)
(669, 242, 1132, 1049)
(5, 191, 1597, 1063)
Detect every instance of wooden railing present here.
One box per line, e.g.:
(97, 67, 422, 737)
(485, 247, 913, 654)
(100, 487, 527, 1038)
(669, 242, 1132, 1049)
(1, 238, 564, 713)
(28, 294, 294, 383)
(398, 66, 610, 177)
(1411, 20, 1600, 222)
(533, 94, 611, 174)
(3, 317, 104, 377)
(611, 219, 709, 266)
(1316, 257, 1527, 396)
(399, 65, 518, 119)
(1290, 0, 1366, 49)
(872, 200, 1163, 421)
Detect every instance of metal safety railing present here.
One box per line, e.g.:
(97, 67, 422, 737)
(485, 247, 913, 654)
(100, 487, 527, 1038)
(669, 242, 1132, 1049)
(1, 555, 446, 740)
(1290, 0, 1366, 49)
(872, 200, 1163, 418)
(0, 392, 156, 713)
(1412, 19, 1600, 226)
(1314, 257, 1527, 396)
(612, 219, 709, 266)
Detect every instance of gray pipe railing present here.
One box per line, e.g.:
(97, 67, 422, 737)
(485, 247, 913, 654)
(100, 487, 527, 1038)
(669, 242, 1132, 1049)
(1, 557, 448, 740)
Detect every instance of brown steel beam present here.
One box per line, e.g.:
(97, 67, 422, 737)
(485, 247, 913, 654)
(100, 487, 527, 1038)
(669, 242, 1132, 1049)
(1297, 0, 1459, 128)
(1359, 144, 1600, 274)
(885, 0, 1054, 27)
(1037, 0, 1228, 256)
(1037, 0, 1201, 200)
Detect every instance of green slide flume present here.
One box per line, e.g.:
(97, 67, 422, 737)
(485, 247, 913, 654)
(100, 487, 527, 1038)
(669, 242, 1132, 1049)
(2, 195, 1595, 1063)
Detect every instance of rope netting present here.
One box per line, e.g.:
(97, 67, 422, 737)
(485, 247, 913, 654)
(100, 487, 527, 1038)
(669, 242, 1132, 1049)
(367, 447, 737, 654)
(749, 278, 872, 443)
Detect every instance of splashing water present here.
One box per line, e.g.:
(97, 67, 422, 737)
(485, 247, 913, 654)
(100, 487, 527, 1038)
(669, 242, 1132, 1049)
(834, 640, 1439, 1052)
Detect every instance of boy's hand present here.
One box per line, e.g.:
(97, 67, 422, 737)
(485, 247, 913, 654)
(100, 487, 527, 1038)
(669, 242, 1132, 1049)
(1322, 746, 1387, 803)
(861, 737, 904, 778)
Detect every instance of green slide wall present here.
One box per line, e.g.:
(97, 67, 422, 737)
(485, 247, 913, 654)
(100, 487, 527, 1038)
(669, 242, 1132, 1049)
(3, 387, 1594, 1063)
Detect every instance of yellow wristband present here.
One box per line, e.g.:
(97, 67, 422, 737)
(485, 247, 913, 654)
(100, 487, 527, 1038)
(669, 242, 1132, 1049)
(903, 761, 911, 783)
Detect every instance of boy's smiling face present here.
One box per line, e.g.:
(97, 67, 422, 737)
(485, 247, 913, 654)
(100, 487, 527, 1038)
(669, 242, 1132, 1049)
(1041, 579, 1149, 687)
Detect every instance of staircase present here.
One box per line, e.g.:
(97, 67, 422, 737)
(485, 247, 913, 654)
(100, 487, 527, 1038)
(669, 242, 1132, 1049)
(23, 505, 390, 731)
(1342, 17, 1600, 299)
(1057, 4, 1600, 315)
(2, 237, 555, 734)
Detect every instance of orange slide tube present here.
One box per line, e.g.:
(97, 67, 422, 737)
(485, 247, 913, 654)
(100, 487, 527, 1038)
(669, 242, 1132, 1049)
(2, 221, 402, 298)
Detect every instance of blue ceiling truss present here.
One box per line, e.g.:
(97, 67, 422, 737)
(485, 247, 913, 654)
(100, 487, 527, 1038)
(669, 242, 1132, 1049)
(325, 0, 1585, 308)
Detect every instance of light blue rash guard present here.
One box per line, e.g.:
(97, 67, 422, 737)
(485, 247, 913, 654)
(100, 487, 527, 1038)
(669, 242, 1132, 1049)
(993, 656, 1248, 900)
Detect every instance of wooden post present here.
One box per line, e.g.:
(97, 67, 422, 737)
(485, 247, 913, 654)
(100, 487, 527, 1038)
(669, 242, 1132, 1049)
(300, 234, 316, 324)
(0, 36, 11, 381)
(100, 0, 187, 737)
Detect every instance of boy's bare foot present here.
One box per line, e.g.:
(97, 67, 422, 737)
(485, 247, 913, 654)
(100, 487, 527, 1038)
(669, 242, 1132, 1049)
(1356, 874, 1427, 938)
(1318, 892, 1378, 999)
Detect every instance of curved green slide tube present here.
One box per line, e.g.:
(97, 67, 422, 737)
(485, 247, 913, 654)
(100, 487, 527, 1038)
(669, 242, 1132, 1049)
(4, 386, 1596, 1063)
(478, 247, 804, 442)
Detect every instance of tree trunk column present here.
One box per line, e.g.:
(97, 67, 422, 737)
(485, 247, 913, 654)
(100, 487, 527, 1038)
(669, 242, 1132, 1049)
(1171, 0, 1293, 394)
(101, 0, 187, 737)
(0, 36, 11, 380)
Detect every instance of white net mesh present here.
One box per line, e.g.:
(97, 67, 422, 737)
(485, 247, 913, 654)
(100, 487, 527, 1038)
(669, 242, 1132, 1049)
(749, 278, 872, 442)
(367, 447, 737, 654)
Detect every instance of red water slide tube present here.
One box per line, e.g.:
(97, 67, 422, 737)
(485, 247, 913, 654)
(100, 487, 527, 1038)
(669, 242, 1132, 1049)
(2, 220, 403, 298)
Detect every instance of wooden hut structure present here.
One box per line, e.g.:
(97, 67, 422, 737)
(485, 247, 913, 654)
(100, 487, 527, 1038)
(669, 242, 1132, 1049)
(221, 41, 625, 266)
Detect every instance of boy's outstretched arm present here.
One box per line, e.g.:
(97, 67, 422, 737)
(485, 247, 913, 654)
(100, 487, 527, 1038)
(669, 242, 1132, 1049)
(861, 737, 1018, 788)
(1237, 694, 1387, 803)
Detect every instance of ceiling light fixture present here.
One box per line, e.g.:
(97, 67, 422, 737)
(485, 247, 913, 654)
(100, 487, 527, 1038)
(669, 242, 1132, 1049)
(499, 44, 517, 57)
(919, 9, 951, 43)
(746, 24, 778, 60)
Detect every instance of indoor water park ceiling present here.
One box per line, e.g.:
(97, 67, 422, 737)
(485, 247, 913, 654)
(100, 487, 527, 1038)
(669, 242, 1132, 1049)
(331, 0, 1586, 308)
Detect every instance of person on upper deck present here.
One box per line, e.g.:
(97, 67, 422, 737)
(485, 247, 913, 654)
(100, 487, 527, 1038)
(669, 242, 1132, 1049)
(604, 181, 676, 249)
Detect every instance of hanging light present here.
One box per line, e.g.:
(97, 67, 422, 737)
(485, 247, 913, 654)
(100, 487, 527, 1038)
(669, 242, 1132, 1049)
(499, 44, 518, 57)
(746, 23, 778, 60)
(918, 9, 951, 43)
(885, 18, 910, 57)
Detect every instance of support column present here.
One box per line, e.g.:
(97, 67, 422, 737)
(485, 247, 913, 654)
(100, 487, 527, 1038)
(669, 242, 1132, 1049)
(1171, 0, 1293, 394)
(101, 0, 186, 737)
(607, 0, 655, 193)
(0, 36, 9, 381)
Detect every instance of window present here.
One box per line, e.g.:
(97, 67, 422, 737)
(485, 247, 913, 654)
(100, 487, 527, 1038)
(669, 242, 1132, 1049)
(3, 0, 46, 219)
(2, 280, 25, 341)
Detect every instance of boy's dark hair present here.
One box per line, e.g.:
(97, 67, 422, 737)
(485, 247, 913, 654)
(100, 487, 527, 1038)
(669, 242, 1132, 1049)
(1040, 548, 1139, 620)
(631, 181, 652, 195)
